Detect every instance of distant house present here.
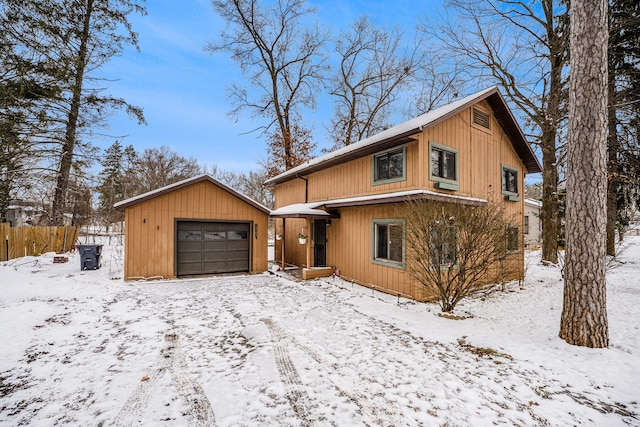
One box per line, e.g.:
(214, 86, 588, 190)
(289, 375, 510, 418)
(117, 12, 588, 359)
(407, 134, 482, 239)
(5, 202, 48, 227)
(524, 198, 542, 248)
(266, 87, 542, 301)
(115, 175, 270, 280)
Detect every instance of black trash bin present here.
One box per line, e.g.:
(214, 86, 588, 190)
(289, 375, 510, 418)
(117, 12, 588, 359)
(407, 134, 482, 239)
(78, 244, 103, 270)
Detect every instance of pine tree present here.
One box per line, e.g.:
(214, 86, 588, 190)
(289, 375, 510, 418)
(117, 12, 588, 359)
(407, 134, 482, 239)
(1, 0, 147, 225)
(559, 0, 609, 348)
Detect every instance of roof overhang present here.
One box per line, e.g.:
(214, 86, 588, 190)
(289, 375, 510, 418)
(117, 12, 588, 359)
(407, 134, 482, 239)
(270, 190, 487, 218)
(265, 87, 542, 186)
(114, 174, 271, 214)
(270, 203, 340, 218)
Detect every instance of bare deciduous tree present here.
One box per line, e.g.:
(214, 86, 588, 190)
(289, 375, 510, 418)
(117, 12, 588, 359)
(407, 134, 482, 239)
(403, 200, 519, 312)
(326, 15, 418, 150)
(265, 120, 316, 177)
(207, 163, 274, 209)
(427, 0, 570, 264)
(207, 0, 326, 170)
(135, 146, 201, 194)
(403, 47, 466, 118)
(559, 0, 609, 348)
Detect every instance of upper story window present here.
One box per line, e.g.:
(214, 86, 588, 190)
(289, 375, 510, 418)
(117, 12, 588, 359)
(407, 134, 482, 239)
(429, 141, 459, 191)
(372, 146, 406, 185)
(501, 164, 520, 201)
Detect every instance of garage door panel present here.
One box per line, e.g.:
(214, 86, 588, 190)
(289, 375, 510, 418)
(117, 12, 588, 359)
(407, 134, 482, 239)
(179, 262, 205, 275)
(203, 261, 228, 272)
(203, 222, 227, 232)
(204, 251, 227, 262)
(227, 240, 249, 251)
(178, 240, 203, 250)
(203, 241, 226, 251)
(226, 249, 248, 260)
(177, 251, 202, 263)
(177, 221, 250, 276)
(226, 260, 249, 271)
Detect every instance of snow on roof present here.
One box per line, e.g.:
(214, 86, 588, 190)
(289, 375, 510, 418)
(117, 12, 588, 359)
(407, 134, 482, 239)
(114, 174, 271, 214)
(265, 87, 499, 185)
(524, 198, 542, 208)
(270, 202, 331, 217)
(271, 190, 487, 217)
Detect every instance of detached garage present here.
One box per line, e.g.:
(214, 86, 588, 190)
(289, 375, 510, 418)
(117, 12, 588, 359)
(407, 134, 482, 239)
(114, 174, 270, 280)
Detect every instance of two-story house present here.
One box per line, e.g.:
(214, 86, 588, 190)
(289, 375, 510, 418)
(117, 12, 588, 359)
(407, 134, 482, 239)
(266, 87, 541, 301)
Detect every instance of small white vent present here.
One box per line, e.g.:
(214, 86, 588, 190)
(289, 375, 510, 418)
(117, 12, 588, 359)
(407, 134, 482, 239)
(473, 108, 490, 129)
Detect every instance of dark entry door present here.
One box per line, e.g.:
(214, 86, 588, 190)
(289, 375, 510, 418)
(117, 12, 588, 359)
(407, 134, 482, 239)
(313, 219, 327, 267)
(176, 221, 250, 276)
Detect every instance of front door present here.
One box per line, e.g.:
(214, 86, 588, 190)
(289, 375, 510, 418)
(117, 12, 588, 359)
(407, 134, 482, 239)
(313, 219, 327, 267)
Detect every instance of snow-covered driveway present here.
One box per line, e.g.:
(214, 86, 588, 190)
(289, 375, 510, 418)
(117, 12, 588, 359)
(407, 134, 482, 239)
(1, 240, 639, 426)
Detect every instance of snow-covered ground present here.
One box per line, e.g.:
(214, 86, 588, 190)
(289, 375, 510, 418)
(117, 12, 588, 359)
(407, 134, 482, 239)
(1, 236, 639, 426)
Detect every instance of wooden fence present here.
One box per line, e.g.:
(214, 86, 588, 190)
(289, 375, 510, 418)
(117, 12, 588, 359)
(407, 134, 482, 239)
(0, 224, 79, 261)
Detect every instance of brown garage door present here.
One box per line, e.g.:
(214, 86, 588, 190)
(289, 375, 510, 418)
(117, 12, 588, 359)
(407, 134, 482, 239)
(176, 221, 250, 276)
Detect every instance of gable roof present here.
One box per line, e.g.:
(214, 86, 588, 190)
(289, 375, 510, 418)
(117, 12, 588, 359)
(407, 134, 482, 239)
(265, 87, 542, 185)
(114, 174, 271, 214)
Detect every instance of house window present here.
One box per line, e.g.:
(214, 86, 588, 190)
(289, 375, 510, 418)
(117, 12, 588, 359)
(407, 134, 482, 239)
(501, 165, 520, 201)
(372, 220, 404, 267)
(372, 147, 405, 184)
(524, 216, 530, 235)
(429, 220, 458, 267)
(429, 142, 459, 190)
(506, 225, 520, 253)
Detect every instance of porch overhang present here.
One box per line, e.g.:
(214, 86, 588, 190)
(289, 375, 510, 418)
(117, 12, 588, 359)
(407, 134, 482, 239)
(271, 190, 486, 219)
(321, 190, 487, 209)
(270, 203, 340, 219)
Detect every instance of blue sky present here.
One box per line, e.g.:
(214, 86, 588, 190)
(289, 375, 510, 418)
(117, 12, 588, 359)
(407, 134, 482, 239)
(102, 0, 450, 173)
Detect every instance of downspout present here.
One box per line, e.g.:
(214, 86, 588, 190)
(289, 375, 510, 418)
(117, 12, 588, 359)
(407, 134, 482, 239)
(296, 174, 308, 203)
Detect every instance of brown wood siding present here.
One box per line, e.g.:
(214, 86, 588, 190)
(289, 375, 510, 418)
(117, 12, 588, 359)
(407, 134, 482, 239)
(303, 141, 420, 202)
(324, 204, 426, 300)
(273, 179, 307, 208)
(272, 101, 526, 300)
(274, 217, 308, 268)
(124, 180, 268, 280)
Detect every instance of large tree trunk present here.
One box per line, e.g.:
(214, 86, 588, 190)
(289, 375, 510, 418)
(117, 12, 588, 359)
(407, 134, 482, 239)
(50, 0, 93, 226)
(559, 0, 609, 348)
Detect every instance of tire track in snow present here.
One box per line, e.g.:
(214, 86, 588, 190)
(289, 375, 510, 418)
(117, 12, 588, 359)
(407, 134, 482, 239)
(114, 333, 216, 427)
(261, 317, 314, 427)
(260, 315, 404, 427)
